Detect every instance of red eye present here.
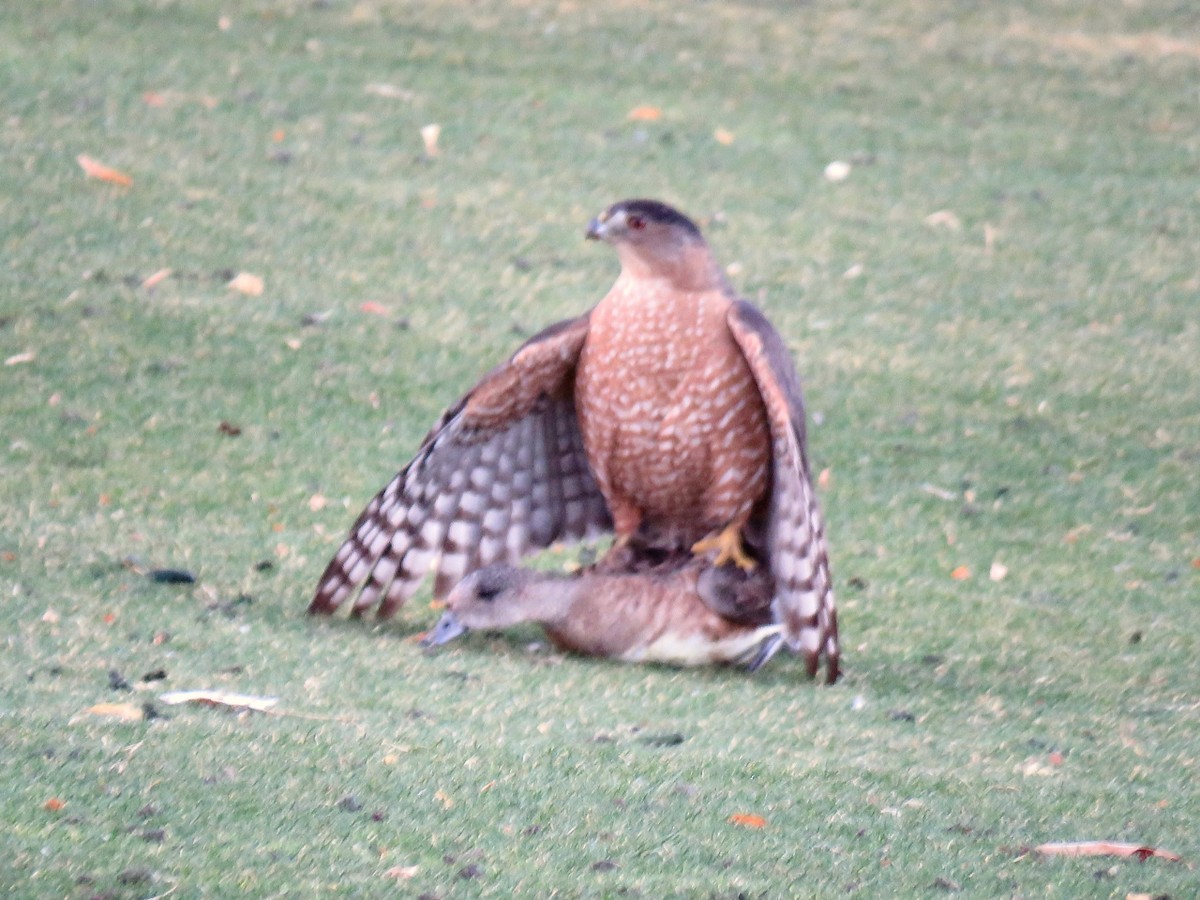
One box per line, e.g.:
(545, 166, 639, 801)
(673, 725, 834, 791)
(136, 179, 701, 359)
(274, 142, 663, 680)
(627, 214, 646, 231)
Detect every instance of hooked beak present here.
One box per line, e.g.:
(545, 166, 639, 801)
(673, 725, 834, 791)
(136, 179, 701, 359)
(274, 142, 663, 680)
(585, 207, 613, 241)
(420, 612, 469, 648)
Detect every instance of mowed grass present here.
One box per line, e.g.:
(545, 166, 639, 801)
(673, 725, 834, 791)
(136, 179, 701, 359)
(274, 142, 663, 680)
(2, 0, 1198, 895)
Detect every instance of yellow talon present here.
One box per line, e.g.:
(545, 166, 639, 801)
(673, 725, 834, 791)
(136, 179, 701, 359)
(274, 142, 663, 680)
(692, 525, 757, 572)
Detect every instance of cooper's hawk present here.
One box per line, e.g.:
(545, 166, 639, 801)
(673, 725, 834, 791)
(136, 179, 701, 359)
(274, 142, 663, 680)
(421, 555, 782, 670)
(310, 199, 839, 682)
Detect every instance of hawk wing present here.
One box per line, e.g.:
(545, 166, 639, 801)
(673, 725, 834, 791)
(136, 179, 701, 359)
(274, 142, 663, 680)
(727, 301, 840, 682)
(309, 314, 612, 619)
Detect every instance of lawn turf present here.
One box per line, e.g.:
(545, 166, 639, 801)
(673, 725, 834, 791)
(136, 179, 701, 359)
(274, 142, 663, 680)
(2, 1, 1198, 896)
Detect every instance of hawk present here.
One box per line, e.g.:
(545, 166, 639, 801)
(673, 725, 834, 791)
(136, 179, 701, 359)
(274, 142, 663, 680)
(309, 199, 839, 682)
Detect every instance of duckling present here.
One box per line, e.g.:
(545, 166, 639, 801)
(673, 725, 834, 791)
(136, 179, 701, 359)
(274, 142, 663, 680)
(421, 558, 783, 671)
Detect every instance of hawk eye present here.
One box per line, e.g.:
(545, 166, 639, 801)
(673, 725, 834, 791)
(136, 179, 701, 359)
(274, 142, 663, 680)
(626, 214, 646, 231)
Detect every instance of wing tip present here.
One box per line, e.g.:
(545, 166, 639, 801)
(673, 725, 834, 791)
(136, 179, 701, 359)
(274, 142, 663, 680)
(307, 581, 347, 616)
(824, 651, 841, 684)
(797, 644, 840, 684)
(781, 608, 840, 684)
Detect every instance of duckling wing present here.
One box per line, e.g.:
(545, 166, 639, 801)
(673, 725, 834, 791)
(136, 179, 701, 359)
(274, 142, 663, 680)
(310, 314, 611, 619)
(726, 301, 840, 683)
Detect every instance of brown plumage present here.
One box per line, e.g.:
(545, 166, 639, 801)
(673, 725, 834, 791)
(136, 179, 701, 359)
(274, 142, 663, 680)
(310, 199, 839, 682)
(422, 556, 783, 670)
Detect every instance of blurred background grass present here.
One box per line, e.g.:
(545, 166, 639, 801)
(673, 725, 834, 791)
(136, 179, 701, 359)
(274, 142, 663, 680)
(2, 1, 1197, 896)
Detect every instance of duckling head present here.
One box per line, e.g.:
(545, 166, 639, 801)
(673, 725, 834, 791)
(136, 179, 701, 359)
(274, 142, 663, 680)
(420, 565, 541, 648)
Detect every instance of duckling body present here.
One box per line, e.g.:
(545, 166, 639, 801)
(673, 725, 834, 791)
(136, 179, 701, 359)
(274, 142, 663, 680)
(423, 557, 782, 670)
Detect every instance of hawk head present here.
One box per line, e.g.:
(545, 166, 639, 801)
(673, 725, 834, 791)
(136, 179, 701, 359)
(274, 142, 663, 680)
(586, 199, 701, 243)
(586, 199, 719, 285)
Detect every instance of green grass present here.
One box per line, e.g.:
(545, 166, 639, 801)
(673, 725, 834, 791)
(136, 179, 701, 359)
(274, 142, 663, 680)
(2, 0, 1198, 895)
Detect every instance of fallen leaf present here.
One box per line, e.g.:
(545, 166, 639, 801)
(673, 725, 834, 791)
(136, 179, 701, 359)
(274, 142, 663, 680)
(1120, 722, 1146, 756)
(149, 568, 196, 584)
(1064, 525, 1090, 544)
(924, 209, 962, 230)
(713, 127, 735, 145)
(728, 813, 767, 829)
(42, 608, 60, 624)
(360, 301, 390, 316)
(86, 702, 145, 722)
(1119, 503, 1155, 517)
(989, 562, 1008, 582)
(77, 154, 133, 186)
(384, 865, 420, 880)
(142, 91, 167, 107)
(950, 565, 971, 581)
(141, 268, 172, 290)
(218, 421, 242, 437)
(1192, 557, 1200, 569)
(4, 351, 36, 366)
(823, 160, 851, 182)
(420, 123, 441, 157)
(158, 690, 278, 712)
(1034, 841, 1182, 863)
(434, 789, 454, 809)
(227, 272, 264, 296)
(818, 468, 832, 490)
(921, 483, 957, 501)
(308, 493, 327, 512)
(627, 105, 663, 121)
(1018, 757, 1057, 777)
(638, 731, 685, 747)
(1048, 750, 1064, 766)
(271, 128, 286, 142)
(984, 222, 998, 252)
(44, 797, 66, 812)
(365, 83, 414, 101)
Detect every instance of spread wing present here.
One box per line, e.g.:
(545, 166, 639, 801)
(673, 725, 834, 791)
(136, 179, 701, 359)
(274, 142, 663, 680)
(309, 314, 612, 619)
(727, 300, 840, 682)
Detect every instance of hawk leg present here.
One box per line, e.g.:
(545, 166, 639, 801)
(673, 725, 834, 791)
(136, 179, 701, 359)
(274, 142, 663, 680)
(692, 524, 757, 571)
